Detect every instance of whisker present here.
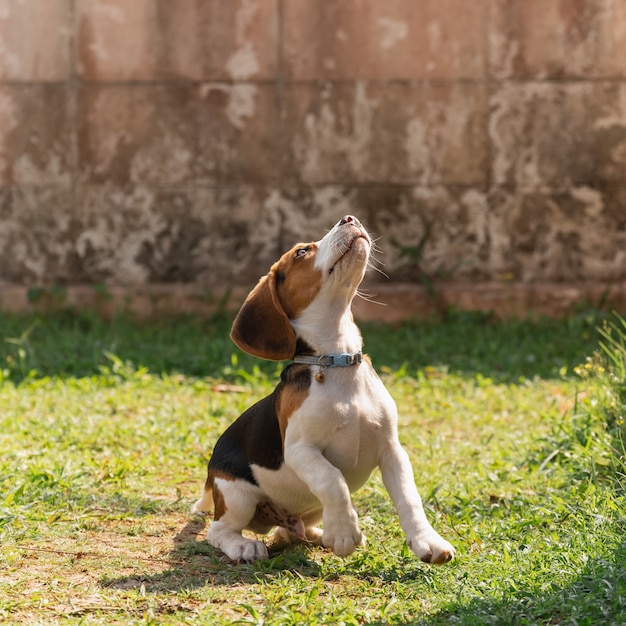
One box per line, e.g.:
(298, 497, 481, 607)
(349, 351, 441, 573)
(356, 289, 387, 306)
(370, 265, 390, 280)
(367, 244, 389, 279)
(368, 238, 384, 256)
(370, 242, 384, 256)
(369, 251, 385, 266)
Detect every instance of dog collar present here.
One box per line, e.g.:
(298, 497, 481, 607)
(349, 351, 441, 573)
(293, 352, 363, 368)
(293, 352, 362, 383)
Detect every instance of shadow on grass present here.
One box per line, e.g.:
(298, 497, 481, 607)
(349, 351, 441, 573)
(102, 513, 626, 625)
(102, 514, 324, 592)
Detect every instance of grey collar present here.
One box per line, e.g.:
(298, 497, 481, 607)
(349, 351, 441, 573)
(293, 352, 363, 368)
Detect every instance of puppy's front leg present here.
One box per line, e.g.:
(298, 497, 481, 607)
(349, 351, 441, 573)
(285, 443, 364, 557)
(379, 442, 455, 564)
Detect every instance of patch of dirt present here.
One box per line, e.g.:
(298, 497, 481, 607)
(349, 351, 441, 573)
(3, 511, 249, 622)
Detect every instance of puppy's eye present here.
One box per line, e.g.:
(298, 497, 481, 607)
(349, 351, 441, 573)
(295, 247, 310, 258)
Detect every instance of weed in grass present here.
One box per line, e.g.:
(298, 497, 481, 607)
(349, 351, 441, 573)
(0, 310, 625, 624)
(552, 313, 626, 490)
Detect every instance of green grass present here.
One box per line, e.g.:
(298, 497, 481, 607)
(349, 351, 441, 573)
(1, 309, 624, 625)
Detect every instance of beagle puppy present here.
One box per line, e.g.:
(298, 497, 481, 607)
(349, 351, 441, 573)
(194, 216, 455, 565)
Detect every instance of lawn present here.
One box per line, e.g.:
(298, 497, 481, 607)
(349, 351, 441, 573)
(0, 309, 624, 625)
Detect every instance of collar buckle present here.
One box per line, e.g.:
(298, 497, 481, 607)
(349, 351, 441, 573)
(322, 352, 362, 367)
(294, 352, 363, 368)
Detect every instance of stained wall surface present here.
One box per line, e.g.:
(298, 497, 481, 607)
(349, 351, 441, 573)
(1, 0, 625, 290)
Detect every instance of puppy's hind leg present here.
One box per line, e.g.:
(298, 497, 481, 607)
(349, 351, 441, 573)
(207, 477, 269, 563)
(192, 485, 214, 514)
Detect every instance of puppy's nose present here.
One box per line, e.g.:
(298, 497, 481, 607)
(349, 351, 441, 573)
(339, 215, 360, 227)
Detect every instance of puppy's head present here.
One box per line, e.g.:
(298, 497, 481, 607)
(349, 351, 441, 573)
(231, 216, 371, 360)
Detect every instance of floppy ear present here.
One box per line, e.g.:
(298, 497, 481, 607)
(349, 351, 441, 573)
(230, 272, 296, 361)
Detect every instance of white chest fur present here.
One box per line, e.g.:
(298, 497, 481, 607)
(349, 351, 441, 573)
(252, 362, 397, 514)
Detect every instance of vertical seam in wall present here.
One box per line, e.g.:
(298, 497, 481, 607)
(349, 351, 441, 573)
(68, 0, 79, 216)
(276, 0, 287, 249)
(484, 0, 495, 268)
(485, 0, 493, 195)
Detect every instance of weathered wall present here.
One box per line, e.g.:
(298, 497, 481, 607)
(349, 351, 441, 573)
(1, 0, 625, 299)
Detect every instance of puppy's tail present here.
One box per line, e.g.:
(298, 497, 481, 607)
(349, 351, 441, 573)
(191, 475, 214, 515)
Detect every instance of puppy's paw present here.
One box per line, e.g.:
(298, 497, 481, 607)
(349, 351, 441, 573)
(407, 530, 455, 564)
(272, 525, 325, 546)
(210, 532, 269, 563)
(304, 526, 324, 545)
(322, 518, 365, 557)
(227, 538, 269, 563)
(271, 526, 295, 546)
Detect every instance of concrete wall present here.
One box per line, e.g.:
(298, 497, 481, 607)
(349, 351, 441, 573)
(1, 1, 625, 306)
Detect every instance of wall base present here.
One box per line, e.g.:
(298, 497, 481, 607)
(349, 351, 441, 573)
(0, 282, 624, 322)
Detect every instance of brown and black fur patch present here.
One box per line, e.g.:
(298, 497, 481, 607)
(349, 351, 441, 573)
(276, 364, 312, 441)
(273, 243, 322, 320)
(210, 473, 229, 521)
(230, 242, 322, 361)
(205, 363, 313, 488)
